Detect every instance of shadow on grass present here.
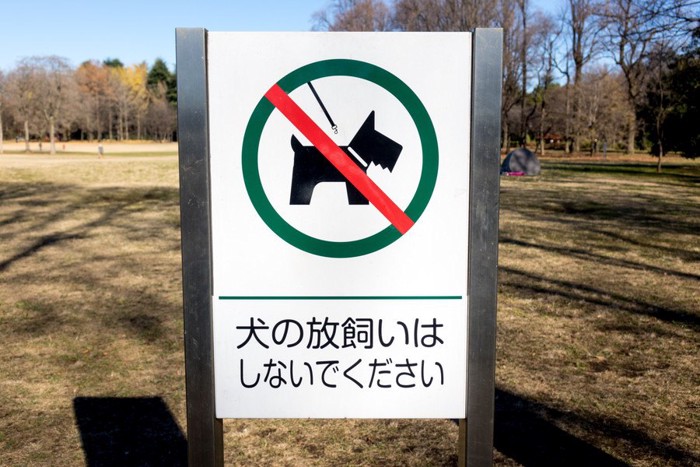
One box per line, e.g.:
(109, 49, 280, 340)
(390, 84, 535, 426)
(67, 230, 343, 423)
(500, 236, 700, 282)
(0, 232, 84, 273)
(73, 397, 186, 467)
(543, 162, 700, 184)
(588, 227, 700, 262)
(500, 266, 699, 330)
(495, 388, 700, 466)
(72, 392, 628, 467)
(494, 388, 629, 466)
(0, 181, 180, 274)
(500, 187, 700, 242)
(1, 182, 181, 344)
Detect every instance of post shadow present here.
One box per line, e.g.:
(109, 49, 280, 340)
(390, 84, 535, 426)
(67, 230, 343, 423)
(493, 388, 629, 467)
(73, 397, 187, 466)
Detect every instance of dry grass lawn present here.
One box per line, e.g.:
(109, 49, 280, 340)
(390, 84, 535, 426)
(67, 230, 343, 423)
(496, 158, 699, 466)
(0, 148, 698, 465)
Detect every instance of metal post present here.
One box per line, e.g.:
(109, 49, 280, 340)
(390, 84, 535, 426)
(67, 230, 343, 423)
(176, 27, 224, 467)
(460, 28, 503, 467)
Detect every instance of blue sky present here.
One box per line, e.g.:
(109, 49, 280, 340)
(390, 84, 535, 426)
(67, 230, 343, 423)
(0, 0, 328, 71)
(0, 0, 562, 71)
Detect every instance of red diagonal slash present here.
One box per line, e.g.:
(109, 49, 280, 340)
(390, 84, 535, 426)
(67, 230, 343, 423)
(264, 83, 415, 235)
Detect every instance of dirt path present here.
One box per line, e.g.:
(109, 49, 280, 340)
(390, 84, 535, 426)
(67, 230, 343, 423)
(0, 141, 178, 168)
(1, 141, 177, 154)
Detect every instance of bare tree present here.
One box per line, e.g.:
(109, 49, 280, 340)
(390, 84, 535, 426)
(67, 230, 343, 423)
(517, 0, 531, 146)
(28, 57, 76, 154)
(497, 0, 523, 151)
(599, 0, 695, 154)
(75, 61, 112, 140)
(6, 62, 42, 152)
(394, 0, 442, 30)
(561, 0, 603, 153)
(552, 26, 573, 153)
(394, 0, 499, 31)
(0, 71, 5, 154)
(313, 0, 394, 31)
(579, 67, 631, 155)
(102, 59, 127, 140)
(315, 0, 520, 153)
(7, 57, 78, 153)
(529, 12, 560, 155)
(110, 67, 132, 140)
(641, 43, 677, 171)
(395, 0, 519, 152)
(145, 82, 176, 141)
(128, 64, 150, 140)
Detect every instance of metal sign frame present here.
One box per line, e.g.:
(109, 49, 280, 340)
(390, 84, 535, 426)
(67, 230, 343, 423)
(176, 28, 501, 467)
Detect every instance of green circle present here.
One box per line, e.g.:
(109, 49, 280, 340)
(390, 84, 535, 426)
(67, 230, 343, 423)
(242, 59, 438, 258)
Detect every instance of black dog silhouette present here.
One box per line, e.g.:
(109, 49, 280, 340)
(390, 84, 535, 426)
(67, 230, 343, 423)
(289, 111, 403, 205)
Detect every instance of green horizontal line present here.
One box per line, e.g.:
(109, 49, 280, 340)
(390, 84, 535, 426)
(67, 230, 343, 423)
(218, 295, 463, 301)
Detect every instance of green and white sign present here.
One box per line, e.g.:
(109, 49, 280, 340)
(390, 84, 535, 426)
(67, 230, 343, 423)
(207, 32, 472, 418)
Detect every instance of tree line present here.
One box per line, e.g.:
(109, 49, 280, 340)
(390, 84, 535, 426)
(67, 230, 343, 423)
(1, 2, 696, 164)
(314, 0, 700, 166)
(0, 56, 176, 154)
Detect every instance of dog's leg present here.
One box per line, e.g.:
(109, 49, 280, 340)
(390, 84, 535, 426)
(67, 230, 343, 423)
(290, 137, 315, 204)
(346, 182, 369, 204)
(290, 161, 315, 204)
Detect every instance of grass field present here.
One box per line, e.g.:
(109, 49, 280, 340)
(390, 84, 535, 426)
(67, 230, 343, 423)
(0, 149, 698, 466)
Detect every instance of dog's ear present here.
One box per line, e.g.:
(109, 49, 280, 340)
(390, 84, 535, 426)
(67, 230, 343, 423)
(359, 111, 376, 133)
(291, 135, 303, 152)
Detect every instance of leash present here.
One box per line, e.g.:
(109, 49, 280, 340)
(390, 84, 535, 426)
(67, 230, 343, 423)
(307, 81, 338, 134)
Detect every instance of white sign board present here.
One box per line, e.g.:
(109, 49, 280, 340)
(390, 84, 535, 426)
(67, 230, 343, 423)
(208, 32, 471, 418)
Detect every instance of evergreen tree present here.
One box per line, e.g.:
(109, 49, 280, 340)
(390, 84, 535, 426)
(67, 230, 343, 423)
(147, 58, 177, 105)
(103, 58, 124, 68)
(665, 43, 700, 157)
(641, 36, 700, 159)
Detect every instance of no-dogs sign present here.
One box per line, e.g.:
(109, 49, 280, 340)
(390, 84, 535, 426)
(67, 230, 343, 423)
(242, 59, 438, 257)
(207, 33, 472, 418)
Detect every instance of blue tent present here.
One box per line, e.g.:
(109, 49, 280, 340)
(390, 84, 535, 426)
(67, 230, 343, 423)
(500, 148, 541, 176)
